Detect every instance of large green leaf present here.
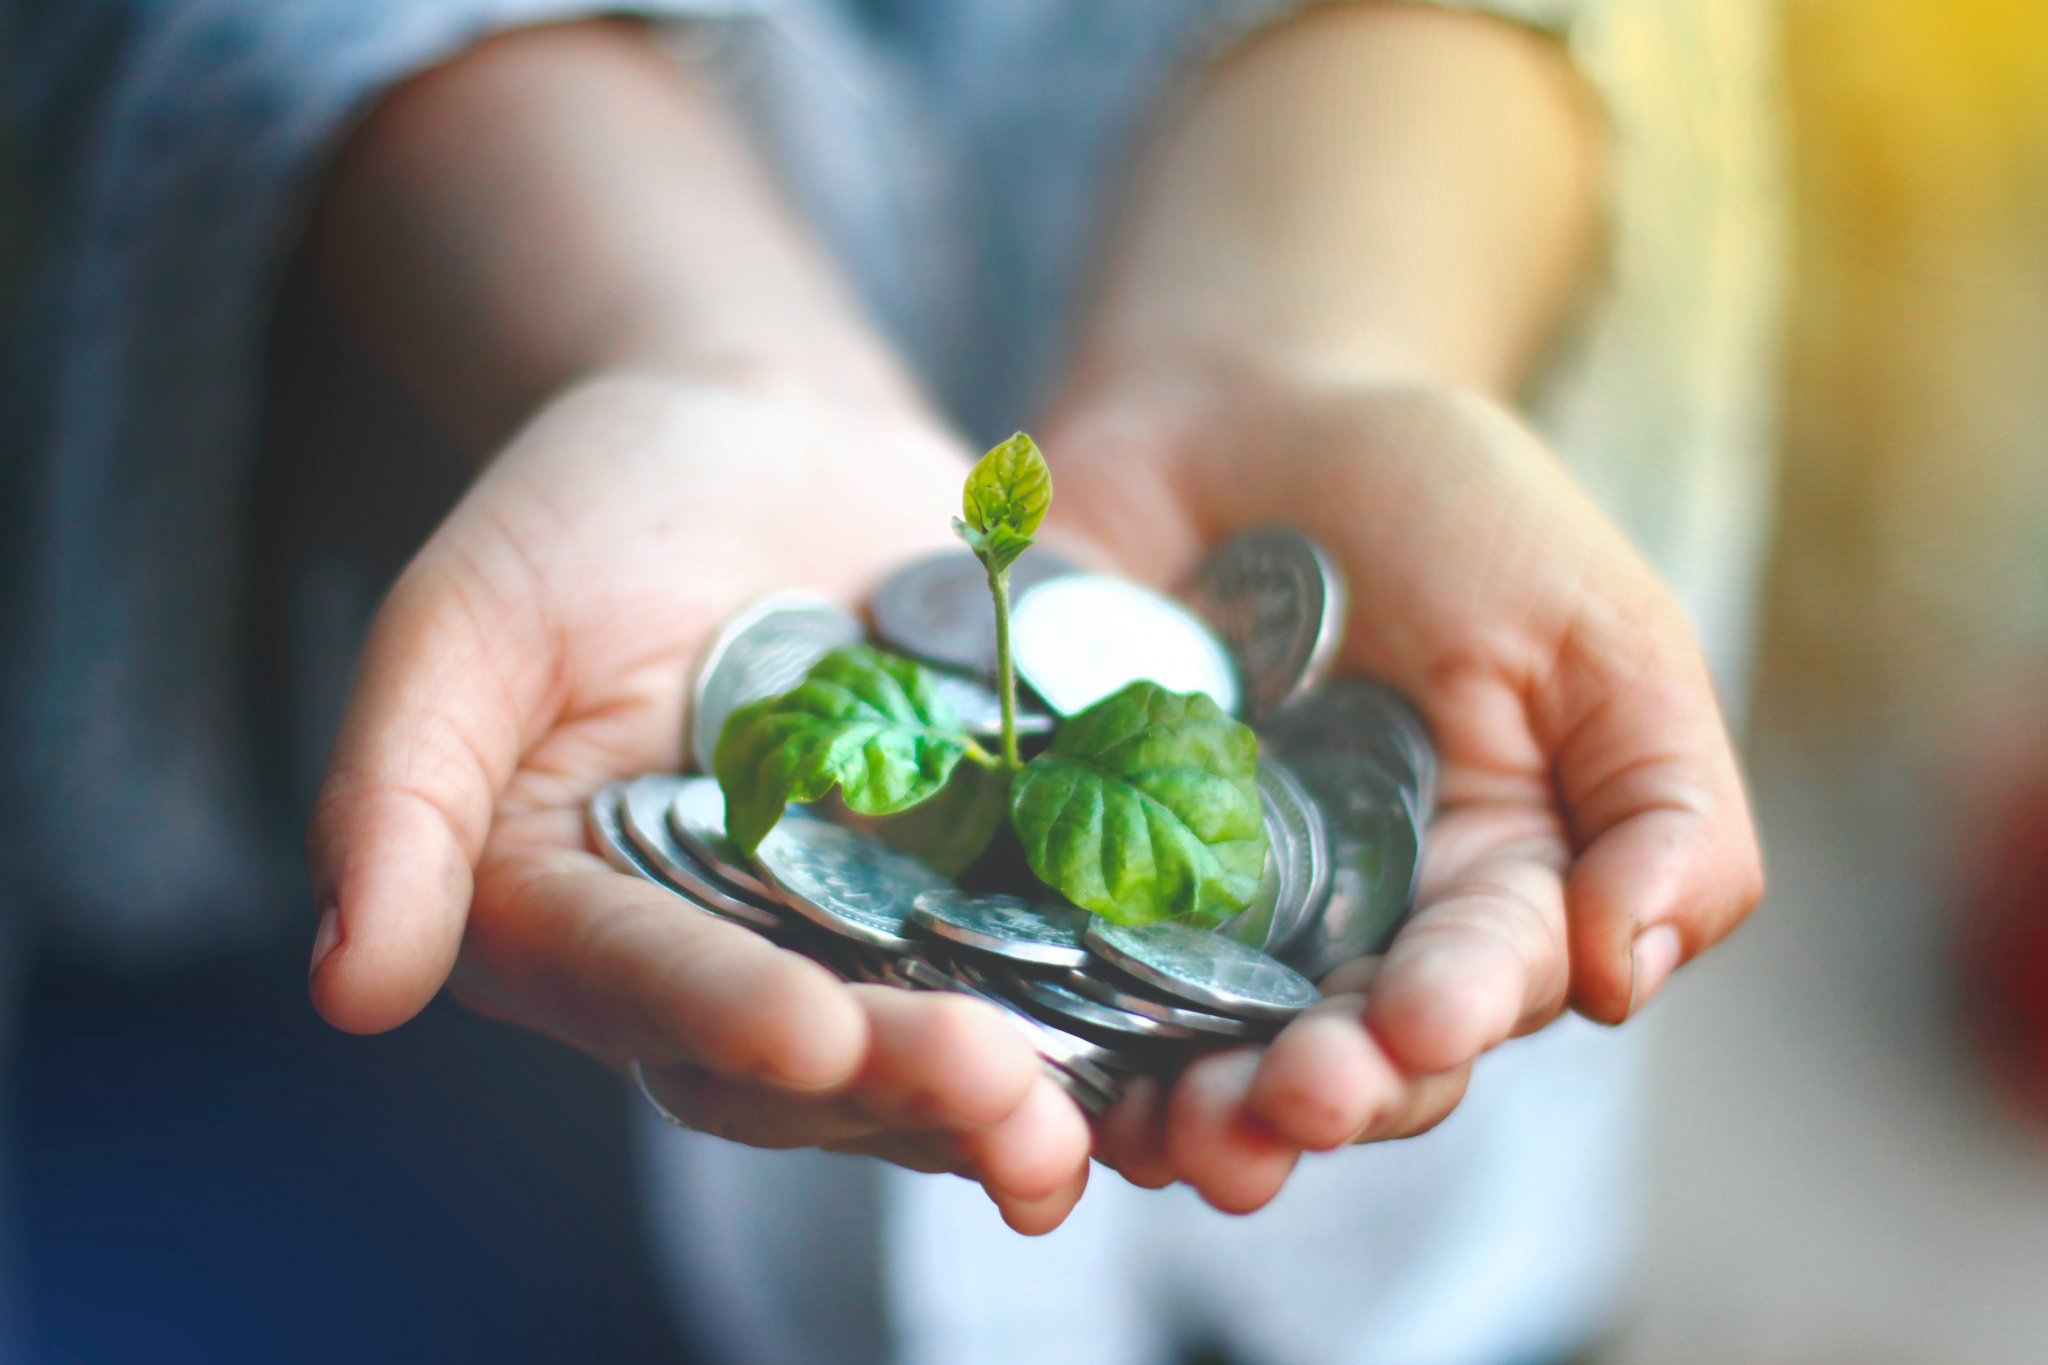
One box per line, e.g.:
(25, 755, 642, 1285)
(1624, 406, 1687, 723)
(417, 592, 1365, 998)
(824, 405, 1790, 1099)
(827, 761, 1011, 877)
(1010, 681, 1268, 926)
(714, 646, 977, 853)
(955, 432, 1051, 573)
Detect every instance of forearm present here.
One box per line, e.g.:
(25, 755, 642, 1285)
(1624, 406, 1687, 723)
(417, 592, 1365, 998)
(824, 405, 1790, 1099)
(307, 19, 923, 455)
(1063, 2, 1603, 407)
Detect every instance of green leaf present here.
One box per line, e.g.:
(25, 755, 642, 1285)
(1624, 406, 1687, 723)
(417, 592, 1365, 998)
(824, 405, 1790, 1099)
(714, 646, 980, 853)
(950, 517, 990, 558)
(958, 432, 1051, 573)
(1010, 681, 1268, 926)
(827, 761, 1011, 877)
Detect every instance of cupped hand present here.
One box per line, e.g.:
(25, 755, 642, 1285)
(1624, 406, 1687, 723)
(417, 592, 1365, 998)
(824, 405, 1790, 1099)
(307, 370, 1092, 1233)
(1042, 368, 1763, 1212)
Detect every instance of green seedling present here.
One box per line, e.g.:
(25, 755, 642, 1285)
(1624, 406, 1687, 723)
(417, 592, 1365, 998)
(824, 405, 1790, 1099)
(714, 433, 1268, 925)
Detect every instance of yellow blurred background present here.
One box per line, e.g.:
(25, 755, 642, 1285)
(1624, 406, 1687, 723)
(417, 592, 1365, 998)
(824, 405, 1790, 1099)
(1768, 0, 2048, 734)
(1615, 2, 2048, 1360)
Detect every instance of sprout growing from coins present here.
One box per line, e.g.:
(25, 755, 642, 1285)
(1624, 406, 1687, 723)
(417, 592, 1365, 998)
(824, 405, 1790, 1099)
(599, 467, 1428, 1110)
(714, 434, 1270, 926)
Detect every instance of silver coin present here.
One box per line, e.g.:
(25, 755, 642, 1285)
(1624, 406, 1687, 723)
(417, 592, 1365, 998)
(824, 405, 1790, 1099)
(895, 954, 969, 995)
(586, 782, 664, 882)
(1083, 918, 1320, 1021)
(1265, 677, 1436, 816)
(827, 938, 901, 986)
(586, 782, 758, 929)
(1217, 837, 1281, 954)
(688, 593, 863, 775)
(815, 760, 1009, 880)
(668, 777, 775, 898)
(927, 670, 1055, 740)
(753, 809, 949, 950)
(1184, 528, 1348, 721)
(947, 959, 1129, 1075)
(819, 938, 896, 985)
(909, 890, 1092, 969)
(870, 548, 1077, 679)
(1259, 680, 1434, 978)
(1012, 574, 1241, 717)
(1041, 1062, 1119, 1115)
(1056, 969, 1263, 1039)
(999, 968, 1206, 1041)
(1214, 757, 1330, 955)
(1029, 1024, 1136, 1092)
(618, 775, 786, 931)
(874, 950, 943, 992)
(1236, 758, 1331, 956)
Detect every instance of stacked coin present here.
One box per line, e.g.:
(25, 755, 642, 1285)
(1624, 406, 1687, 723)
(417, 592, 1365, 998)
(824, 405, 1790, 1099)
(595, 529, 1434, 1112)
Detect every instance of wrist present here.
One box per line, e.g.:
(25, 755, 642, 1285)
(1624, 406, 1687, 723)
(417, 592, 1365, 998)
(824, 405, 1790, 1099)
(1040, 347, 1512, 581)
(310, 17, 928, 458)
(591, 315, 934, 438)
(1051, 332, 1496, 454)
(1036, 346, 1305, 582)
(1060, 3, 1599, 411)
(517, 357, 968, 493)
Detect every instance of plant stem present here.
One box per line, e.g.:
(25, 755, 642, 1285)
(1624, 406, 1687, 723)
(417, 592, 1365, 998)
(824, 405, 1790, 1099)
(987, 560, 1020, 770)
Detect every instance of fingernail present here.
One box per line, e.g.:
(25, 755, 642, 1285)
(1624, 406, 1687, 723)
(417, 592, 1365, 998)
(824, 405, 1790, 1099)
(308, 904, 341, 983)
(1629, 923, 1682, 1015)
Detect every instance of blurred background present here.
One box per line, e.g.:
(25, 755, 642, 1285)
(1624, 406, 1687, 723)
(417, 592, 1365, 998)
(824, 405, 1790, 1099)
(10, 0, 2048, 1360)
(1611, 0, 2048, 1360)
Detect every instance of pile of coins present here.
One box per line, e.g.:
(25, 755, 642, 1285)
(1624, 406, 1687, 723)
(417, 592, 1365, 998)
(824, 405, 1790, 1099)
(587, 529, 1434, 1113)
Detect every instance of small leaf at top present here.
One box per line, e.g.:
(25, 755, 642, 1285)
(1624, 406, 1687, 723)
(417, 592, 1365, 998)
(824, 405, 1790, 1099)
(959, 432, 1051, 573)
(714, 646, 978, 853)
(1010, 681, 1268, 926)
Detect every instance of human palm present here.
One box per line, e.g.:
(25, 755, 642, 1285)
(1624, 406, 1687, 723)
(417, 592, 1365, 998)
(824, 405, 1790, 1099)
(308, 371, 1095, 1232)
(310, 359, 1759, 1228)
(1040, 374, 1763, 1209)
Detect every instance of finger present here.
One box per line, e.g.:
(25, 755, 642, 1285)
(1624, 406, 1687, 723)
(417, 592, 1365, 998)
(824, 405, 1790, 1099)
(824, 1130, 976, 1177)
(307, 544, 549, 1034)
(1092, 1074, 1175, 1189)
(642, 1061, 885, 1149)
(987, 1159, 1090, 1237)
(1243, 994, 1403, 1150)
(1539, 617, 1764, 1023)
(1352, 1064, 1470, 1144)
(1318, 954, 1382, 996)
(644, 1050, 1023, 1162)
(1164, 1049, 1301, 1215)
(956, 1072, 1093, 1209)
(840, 985, 1041, 1131)
(1364, 803, 1570, 1074)
(461, 843, 870, 1089)
(641, 987, 1042, 1152)
(643, 1076, 980, 1170)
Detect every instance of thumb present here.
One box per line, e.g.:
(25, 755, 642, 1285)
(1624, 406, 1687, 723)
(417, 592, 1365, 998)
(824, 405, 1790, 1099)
(307, 541, 549, 1034)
